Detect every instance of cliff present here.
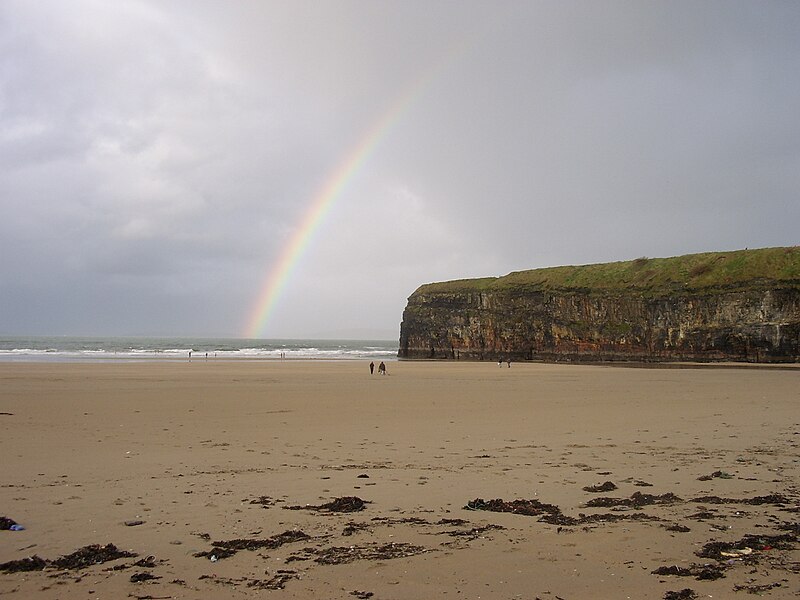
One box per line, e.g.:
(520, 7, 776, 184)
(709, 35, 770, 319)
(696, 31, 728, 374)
(398, 247, 800, 363)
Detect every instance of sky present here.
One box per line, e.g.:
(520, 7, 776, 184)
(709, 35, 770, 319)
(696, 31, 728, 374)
(1, 1, 798, 340)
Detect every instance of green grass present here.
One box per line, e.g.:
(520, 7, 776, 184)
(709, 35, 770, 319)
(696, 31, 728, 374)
(413, 247, 800, 298)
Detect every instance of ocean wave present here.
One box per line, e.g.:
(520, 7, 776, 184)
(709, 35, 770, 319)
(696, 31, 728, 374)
(0, 337, 398, 362)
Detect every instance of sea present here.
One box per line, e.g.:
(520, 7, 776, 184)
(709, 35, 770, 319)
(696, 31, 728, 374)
(0, 336, 399, 363)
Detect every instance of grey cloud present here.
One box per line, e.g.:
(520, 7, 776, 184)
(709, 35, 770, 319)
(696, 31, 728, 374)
(1, 1, 798, 337)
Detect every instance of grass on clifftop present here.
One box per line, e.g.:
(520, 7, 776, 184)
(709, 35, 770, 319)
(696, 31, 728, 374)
(413, 247, 800, 297)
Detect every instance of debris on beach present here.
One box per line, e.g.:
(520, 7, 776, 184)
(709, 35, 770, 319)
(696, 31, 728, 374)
(50, 543, 137, 570)
(442, 524, 505, 541)
(695, 533, 796, 561)
(0, 516, 24, 531)
(777, 520, 800, 535)
(129, 571, 160, 583)
(133, 555, 159, 569)
(651, 564, 725, 580)
(109, 555, 161, 571)
(621, 477, 654, 487)
(342, 521, 371, 536)
(584, 491, 682, 508)
(733, 582, 783, 593)
(546, 512, 660, 526)
(247, 570, 298, 590)
(465, 497, 660, 526)
(194, 530, 310, 560)
(690, 493, 789, 506)
(437, 518, 470, 526)
(200, 571, 299, 590)
(697, 470, 733, 481)
(372, 515, 431, 526)
(652, 531, 798, 589)
(0, 555, 48, 573)
(332, 514, 507, 547)
(1, 543, 137, 574)
(124, 519, 145, 526)
(284, 496, 368, 513)
(583, 481, 617, 493)
(247, 495, 280, 507)
(289, 542, 428, 565)
(686, 509, 719, 520)
(663, 589, 697, 600)
(465, 498, 561, 517)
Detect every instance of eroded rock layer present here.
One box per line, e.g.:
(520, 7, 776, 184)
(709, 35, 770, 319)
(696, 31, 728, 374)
(398, 248, 800, 363)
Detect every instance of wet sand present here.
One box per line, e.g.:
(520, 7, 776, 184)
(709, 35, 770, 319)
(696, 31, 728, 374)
(0, 360, 798, 599)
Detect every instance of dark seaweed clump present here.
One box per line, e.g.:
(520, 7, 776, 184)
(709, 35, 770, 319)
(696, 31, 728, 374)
(465, 498, 561, 517)
(313, 542, 427, 565)
(0, 555, 48, 573)
(584, 491, 682, 508)
(583, 481, 618, 493)
(284, 496, 368, 513)
(50, 544, 137, 570)
(652, 564, 725, 580)
(696, 533, 797, 561)
(1, 544, 137, 574)
(690, 494, 789, 506)
(465, 497, 660, 526)
(663, 589, 697, 600)
(194, 530, 310, 560)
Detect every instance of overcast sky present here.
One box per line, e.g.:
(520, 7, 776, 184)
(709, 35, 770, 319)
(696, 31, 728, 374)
(1, 1, 798, 339)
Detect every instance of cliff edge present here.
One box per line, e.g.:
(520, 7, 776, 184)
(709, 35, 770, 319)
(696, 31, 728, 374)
(398, 247, 800, 363)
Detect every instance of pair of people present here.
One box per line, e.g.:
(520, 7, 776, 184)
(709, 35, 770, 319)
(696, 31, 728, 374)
(370, 361, 387, 375)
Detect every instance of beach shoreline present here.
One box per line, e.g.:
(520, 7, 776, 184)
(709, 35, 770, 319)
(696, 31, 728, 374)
(1, 360, 798, 599)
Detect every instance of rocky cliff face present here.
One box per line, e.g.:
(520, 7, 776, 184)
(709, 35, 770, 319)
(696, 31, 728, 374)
(398, 249, 800, 363)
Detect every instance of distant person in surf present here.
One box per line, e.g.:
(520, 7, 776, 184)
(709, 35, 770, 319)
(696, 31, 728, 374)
(378, 361, 386, 375)
(369, 361, 375, 375)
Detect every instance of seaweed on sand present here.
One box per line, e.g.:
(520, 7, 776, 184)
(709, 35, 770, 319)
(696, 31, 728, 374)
(50, 544, 137, 571)
(584, 491, 682, 509)
(284, 496, 369, 513)
(194, 530, 310, 560)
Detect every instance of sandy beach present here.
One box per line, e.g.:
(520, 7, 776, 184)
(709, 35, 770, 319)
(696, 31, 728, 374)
(1, 360, 798, 599)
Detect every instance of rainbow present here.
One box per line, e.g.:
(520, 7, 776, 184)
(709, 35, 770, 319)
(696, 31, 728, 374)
(243, 43, 468, 339)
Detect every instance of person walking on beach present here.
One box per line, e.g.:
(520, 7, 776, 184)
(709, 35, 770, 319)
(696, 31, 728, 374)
(378, 361, 386, 375)
(369, 361, 375, 375)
